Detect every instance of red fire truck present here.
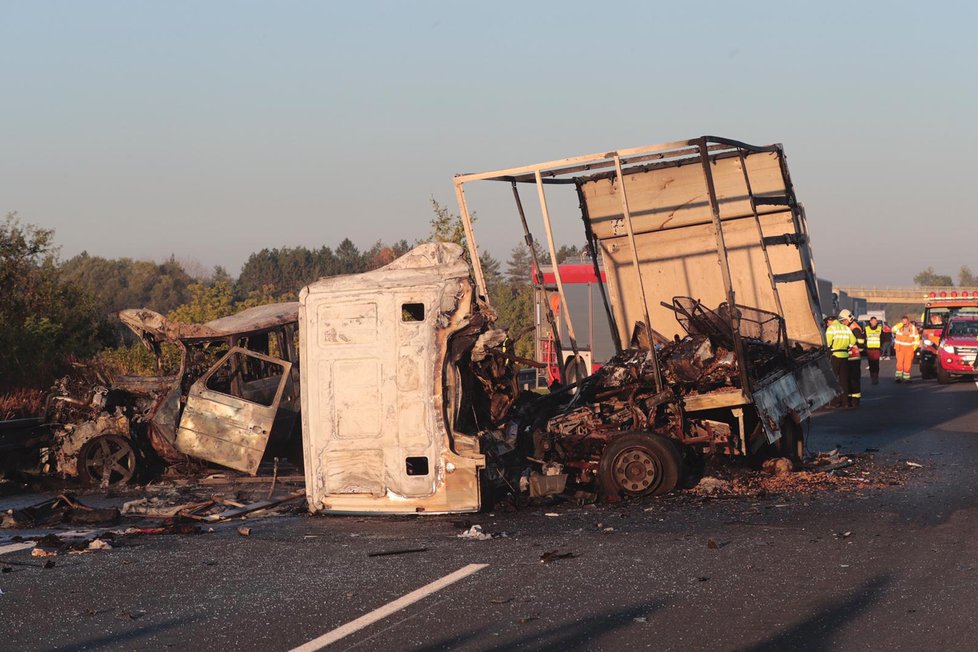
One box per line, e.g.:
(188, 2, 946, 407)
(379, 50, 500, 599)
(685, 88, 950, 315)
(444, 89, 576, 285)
(918, 291, 978, 379)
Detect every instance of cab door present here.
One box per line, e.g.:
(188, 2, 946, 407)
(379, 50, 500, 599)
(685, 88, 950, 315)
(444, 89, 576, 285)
(175, 347, 292, 474)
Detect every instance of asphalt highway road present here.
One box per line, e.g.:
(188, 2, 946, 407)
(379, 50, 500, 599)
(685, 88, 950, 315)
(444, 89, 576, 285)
(3, 360, 977, 651)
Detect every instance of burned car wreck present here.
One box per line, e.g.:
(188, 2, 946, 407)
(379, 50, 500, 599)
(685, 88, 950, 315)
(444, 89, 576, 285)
(46, 303, 301, 486)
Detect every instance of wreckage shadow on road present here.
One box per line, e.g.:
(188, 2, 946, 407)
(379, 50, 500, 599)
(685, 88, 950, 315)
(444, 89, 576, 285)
(46, 615, 195, 652)
(413, 600, 664, 652)
(742, 574, 891, 651)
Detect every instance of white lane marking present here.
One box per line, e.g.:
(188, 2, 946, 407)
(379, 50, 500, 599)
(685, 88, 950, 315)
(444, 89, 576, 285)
(0, 542, 35, 556)
(290, 563, 488, 651)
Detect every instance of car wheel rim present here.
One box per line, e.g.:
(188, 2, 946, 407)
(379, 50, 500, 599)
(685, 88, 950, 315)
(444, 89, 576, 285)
(83, 437, 135, 486)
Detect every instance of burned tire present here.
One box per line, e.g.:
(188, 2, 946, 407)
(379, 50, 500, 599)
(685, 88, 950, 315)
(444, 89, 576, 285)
(599, 432, 680, 498)
(936, 362, 952, 385)
(77, 435, 137, 487)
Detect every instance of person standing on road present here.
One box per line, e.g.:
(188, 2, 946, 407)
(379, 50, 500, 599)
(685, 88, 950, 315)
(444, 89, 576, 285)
(865, 316, 883, 385)
(881, 321, 893, 359)
(893, 315, 920, 383)
(840, 309, 865, 407)
(826, 315, 856, 407)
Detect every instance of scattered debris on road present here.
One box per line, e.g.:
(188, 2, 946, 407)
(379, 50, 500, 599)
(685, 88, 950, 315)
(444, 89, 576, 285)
(2, 493, 119, 529)
(685, 449, 917, 499)
(540, 550, 576, 564)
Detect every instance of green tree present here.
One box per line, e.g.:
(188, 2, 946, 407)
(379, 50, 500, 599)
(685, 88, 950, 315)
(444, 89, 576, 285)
(958, 265, 977, 287)
(334, 238, 364, 275)
(480, 252, 503, 290)
(506, 241, 551, 283)
(489, 282, 536, 359)
(60, 253, 194, 316)
(429, 197, 470, 247)
(0, 214, 109, 390)
(168, 279, 236, 324)
(555, 244, 584, 264)
(236, 245, 337, 297)
(913, 267, 953, 287)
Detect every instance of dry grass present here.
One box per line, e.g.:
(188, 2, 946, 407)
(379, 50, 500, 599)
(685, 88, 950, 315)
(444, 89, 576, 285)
(0, 388, 46, 419)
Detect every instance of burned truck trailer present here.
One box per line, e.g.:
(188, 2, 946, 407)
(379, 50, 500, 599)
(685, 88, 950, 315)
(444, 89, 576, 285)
(455, 136, 840, 498)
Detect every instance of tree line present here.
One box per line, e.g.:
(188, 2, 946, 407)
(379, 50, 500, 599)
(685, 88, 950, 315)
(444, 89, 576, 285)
(913, 266, 977, 287)
(1, 204, 586, 392)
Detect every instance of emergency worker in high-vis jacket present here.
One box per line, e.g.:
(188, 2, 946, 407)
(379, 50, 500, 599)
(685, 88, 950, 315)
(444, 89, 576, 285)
(839, 309, 864, 407)
(864, 316, 883, 385)
(826, 315, 857, 407)
(893, 315, 920, 382)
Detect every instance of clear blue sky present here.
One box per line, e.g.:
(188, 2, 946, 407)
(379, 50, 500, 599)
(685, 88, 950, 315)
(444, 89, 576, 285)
(2, 1, 975, 285)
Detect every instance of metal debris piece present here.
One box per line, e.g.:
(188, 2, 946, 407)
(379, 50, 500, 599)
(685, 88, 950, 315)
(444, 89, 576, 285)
(457, 525, 492, 541)
(367, 548, 428, 558)
(203, 490, 306, 522)
(528, 472, 567, 498)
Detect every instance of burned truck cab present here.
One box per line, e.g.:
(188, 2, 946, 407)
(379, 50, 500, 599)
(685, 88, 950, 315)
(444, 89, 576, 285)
(300, 243, 512, 514)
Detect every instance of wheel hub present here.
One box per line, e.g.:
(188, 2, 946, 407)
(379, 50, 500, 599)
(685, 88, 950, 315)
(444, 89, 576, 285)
(613, 448, 659, 493)
(81, 435, 136, 487)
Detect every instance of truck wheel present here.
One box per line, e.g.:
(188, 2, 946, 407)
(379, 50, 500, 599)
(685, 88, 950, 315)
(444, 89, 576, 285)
(599, 432, 680, 498)
(936, 362, 952, 385)
(78, 435, 137, 487)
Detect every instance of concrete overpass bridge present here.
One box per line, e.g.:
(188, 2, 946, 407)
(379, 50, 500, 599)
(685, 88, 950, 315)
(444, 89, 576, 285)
(835, 286, 978, 304)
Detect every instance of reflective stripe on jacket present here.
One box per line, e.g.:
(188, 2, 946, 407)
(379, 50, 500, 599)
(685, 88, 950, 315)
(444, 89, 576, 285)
(893, 323, 920, 348)
(865, 325, 882, 349)
(826, 321, 855, 358)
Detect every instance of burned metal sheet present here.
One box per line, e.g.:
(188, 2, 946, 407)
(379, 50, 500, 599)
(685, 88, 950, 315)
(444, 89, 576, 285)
(175, 347, 293, 474)
(118, 302, 299, 344)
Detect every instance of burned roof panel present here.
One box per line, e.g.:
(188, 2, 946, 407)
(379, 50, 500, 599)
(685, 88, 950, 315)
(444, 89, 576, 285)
(118, 302, 299, 344)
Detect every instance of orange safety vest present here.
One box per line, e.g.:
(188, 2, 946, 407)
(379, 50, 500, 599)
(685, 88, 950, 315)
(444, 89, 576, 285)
(893, 323, 919, 348)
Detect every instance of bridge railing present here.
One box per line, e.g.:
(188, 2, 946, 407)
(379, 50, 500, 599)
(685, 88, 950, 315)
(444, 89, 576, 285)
(837, 286, 965, 296)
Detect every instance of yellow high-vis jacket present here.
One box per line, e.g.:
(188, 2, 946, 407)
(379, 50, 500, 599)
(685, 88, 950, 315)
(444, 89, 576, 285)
(826, 320, 856, 358)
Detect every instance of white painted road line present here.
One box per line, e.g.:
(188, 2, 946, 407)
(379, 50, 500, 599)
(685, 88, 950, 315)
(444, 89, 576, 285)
(290, 563, 488, 651)
(0, 542, 35, 556)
